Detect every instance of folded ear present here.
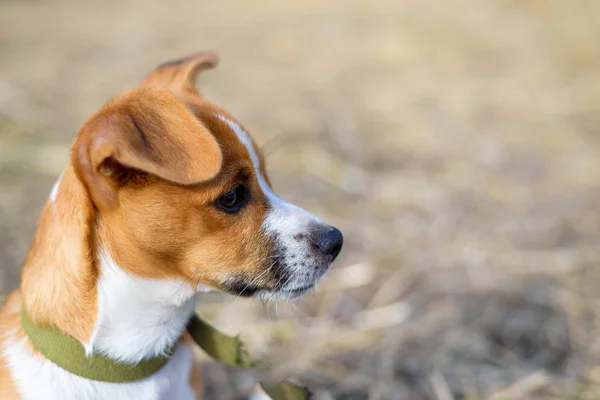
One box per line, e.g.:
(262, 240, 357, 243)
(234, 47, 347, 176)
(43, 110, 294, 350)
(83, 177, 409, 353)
(141, 51, 219, 96)
(73, 87, 222, 208)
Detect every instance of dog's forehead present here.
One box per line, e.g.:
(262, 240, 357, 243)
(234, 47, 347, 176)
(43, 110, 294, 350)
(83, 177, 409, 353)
(186, 102, 266, 175)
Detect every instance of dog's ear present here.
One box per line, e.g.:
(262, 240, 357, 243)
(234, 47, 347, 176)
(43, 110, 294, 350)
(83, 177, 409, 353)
(73, 87, 222, 208)
(141, 51, 219, 96)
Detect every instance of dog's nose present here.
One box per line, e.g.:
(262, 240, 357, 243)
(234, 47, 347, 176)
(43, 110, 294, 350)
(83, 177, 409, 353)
(312, 226, 343, 260)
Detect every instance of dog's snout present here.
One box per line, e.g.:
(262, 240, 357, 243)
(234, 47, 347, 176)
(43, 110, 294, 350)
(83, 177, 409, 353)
(312, 226, 343, 260)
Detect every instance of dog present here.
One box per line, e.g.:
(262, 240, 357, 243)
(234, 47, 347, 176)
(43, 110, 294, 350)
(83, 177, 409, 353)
(0, 52, 343, 400)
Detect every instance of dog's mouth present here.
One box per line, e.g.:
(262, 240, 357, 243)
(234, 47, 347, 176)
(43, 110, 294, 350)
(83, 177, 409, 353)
(281, 284, 316, 299)
(222, 250, 330, 300)
(226, 282, 263, 297)
(224, 271, 318, 300)
(225, 282, 315, 298)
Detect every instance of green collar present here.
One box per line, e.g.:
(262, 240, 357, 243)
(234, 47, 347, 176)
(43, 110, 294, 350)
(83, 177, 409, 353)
(21, 308, 309, 400)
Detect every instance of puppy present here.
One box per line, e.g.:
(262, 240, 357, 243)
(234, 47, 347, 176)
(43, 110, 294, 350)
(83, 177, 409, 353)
(0, 52, 342, 400)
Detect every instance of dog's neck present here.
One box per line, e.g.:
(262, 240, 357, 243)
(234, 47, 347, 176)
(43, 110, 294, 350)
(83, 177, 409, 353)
(87, 247, 197, 363)
(21, 165, 196, 363)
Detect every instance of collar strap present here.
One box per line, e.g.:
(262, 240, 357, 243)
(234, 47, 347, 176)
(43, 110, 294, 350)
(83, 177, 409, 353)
(21, 308, 173, 382)
(21, 308, 309, 400)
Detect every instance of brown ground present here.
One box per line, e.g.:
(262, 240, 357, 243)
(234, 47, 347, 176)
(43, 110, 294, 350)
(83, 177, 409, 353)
(1, 1, 600, 399)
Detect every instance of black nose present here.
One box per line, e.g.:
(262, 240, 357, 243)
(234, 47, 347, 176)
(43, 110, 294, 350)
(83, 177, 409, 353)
(313, 226, 343, 260)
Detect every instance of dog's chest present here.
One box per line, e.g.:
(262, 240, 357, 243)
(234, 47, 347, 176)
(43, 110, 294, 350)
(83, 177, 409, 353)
(4, 338, 196, 400)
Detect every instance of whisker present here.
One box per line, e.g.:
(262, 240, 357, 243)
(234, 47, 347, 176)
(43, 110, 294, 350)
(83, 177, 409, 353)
(236, 260, 276, 298)
(260, 135, 297, 159)
(278, 270, 297, 292)
(192, 272, 205, 307)
(171, 269, 201, 304)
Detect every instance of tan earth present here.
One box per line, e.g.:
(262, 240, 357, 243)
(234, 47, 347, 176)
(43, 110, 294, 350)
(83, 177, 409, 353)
(1, 1, 600, 398)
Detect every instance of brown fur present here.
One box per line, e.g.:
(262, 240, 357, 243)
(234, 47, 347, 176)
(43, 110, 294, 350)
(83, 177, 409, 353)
(0, 52, 281, 398)
(0, 291, 24, 399)
(73, 86, 223, 209)
(142, 51, 219, 96)
(21, 165, 98, 343)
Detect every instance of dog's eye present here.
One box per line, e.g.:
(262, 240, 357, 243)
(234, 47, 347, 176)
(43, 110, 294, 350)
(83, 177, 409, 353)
(216, 185, 248, 213)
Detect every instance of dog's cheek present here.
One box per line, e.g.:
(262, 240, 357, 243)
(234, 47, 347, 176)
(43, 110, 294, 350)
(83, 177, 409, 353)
(174, 200, 272, 290)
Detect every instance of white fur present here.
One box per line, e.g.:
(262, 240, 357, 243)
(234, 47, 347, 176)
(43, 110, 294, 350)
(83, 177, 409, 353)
(49, 173, 62, 202)
(216, 114, 324, 295)
(86, 249, 202, 364)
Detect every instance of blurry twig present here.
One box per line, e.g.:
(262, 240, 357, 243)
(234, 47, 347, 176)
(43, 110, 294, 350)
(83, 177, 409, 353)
(353, 302, 412, 330)
(430, 369, 455, 400)
(260, 135, 304, 160)
(490, 370, 552, 400)
(367, 266, 423, 308)
(321, 262, 374, 291)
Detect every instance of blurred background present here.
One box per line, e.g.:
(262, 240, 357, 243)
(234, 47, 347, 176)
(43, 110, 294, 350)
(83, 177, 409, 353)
(1, 1, 600, 399)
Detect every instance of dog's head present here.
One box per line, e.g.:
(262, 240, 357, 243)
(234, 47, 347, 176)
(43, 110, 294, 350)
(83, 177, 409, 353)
(72, 52, 342, 301)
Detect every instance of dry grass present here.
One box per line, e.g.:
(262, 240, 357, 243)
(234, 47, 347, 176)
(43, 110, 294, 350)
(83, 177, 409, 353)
(1, 1, 600, 398)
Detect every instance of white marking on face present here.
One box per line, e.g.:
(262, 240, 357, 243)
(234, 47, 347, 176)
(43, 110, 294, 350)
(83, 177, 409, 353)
(85, 249, 209, 364)
(216, 114, 329, 297)
(49, 172, 63, 202)
(215, 114, 277, 201)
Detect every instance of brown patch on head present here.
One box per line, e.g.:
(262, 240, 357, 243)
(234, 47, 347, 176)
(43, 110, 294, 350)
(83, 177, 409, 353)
(72, 86, 222, 210)
(70, 57, 281, 295)
(94, 98, 281, 295)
